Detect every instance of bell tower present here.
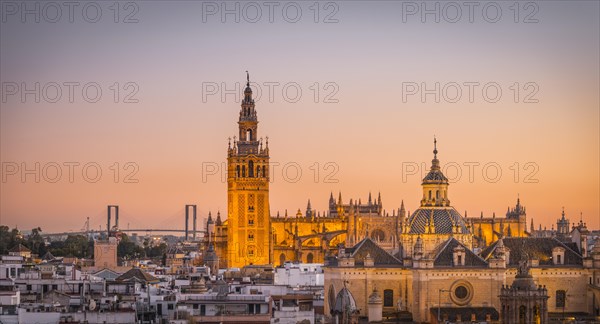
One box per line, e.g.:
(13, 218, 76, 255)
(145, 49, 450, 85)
(226, 72, 271, 267)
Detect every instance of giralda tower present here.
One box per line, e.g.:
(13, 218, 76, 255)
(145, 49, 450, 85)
(226, 72, 271, 267)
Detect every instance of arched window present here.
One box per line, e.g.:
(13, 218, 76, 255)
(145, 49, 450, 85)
(384, 289, 393, 307)
(256, 166, 261, 177)
(242, 166, 246, 177)
(249, 161, 254, 177)
(429, 190, 432, 200)
(307, 253, 314, 263)
(436, 190, 440, 199)
(247, 129, 253, 141)
(236, 165, 240, 177)
(279, 253, 286, 266)
(262, 166, 266, 178)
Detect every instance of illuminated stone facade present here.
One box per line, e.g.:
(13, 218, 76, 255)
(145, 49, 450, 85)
(208, 74, 536, 271)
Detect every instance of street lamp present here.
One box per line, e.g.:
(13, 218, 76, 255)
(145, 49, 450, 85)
(438, 289, 450, 323)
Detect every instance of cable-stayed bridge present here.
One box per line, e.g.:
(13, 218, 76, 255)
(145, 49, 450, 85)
(40, 205, 207, 240)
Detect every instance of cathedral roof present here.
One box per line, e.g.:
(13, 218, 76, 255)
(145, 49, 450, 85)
(430, 237, 488, 267)
(345, 237, 403, 266)
(480, 237, 583, 266)
(407, 207, 470, 234)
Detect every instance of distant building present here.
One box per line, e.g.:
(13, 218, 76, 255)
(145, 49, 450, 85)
(93, 237, 118, 270)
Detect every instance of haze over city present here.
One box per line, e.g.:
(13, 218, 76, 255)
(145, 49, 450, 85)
(1, 1, 598, 233)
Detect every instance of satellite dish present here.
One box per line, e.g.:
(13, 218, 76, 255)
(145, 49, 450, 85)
(88, 300, 96, 311)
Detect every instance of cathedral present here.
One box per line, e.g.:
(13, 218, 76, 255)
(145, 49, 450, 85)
(205, 74, 528, 269)
(201, 74, 598, 322)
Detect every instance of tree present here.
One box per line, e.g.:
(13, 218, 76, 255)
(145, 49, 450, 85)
(0, 226, 26, 255)
(117, 234, 145, 259)
(49, 235, 90, 258)
(27, 227, 46, 256)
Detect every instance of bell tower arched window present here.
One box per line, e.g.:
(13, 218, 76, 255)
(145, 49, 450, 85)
(249, 161, 254, 177)
(247, 129, 253, 141)
(236, 165, 240, 177)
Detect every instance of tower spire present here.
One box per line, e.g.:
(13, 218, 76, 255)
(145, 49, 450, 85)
(433, 136, 438, 159)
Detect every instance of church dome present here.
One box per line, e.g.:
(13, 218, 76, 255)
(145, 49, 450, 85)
(407, 207, 470, 234)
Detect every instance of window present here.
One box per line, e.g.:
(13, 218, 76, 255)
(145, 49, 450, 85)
(236, 165, 240, 177)
(457, 255, 462, 266)
(455, 286, 468, 299)
(248, 247, 255, 257)
(279, 253, 286, 266)
(436, 190, 440, 199)
(242, 166, 246, 177)
(249, 161, 254, 177)
(307, 253, 314, 263)
(248, 233, 254, 242)
(429, 191, 432, 200)
(168, 303, 174, 310)
(384, 289, 394, 307)
(450, 281, 473, 305)
(556, 290, 566, 307)
(248, 218, 254, 226)
(247, 129, 253, 141)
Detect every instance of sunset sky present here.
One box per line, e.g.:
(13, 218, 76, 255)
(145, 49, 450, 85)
(1, 1, 598, 233)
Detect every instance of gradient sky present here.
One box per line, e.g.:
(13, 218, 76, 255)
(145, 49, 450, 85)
(1, 1, 598, 233)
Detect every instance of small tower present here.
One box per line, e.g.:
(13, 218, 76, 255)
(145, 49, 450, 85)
(367, 286, 383, 322)
(556, 207, 570, 239)
(499, 256, 548, 323)
(420, 137, 450, 207)
(204, 243, 219, 278)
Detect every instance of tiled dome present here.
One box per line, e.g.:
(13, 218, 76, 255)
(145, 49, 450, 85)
(407, 207, 469, 234)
